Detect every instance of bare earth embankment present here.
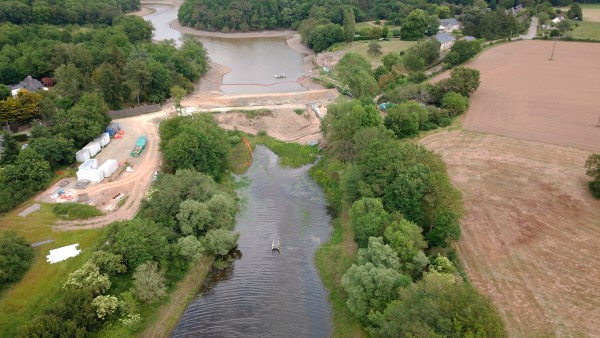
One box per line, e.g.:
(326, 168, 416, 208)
(423, 40, 600, 337)
(421, 130, 600, 337)
(434, 40, 600, 152)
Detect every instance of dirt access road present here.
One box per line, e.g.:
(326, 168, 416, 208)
(50, 110, 167, 230)
(421, 130, 600, 337)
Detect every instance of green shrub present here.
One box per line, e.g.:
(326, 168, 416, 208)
(588, 181, 600, 199)
(51, 203, 103, 220)
(294, 109, 305, 115)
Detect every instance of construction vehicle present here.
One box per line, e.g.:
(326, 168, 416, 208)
(131, 136, 147, 157)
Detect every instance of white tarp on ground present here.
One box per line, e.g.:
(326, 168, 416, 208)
(47, 244, 81, 264)
(77, 169, 104, 183)
(98, 159, 118, 177)
(78, 158, 98, 171)
(83, 141, 101, 157)
(75, 149, 91, 163)
(95, 133, 110, 147)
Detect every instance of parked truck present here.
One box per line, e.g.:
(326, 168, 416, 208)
(131, 136, 147, 157)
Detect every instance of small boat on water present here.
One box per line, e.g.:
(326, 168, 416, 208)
(274, 73, 286, 79)
(272, 239, 281, 251)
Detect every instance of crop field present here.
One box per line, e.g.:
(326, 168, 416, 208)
(454, 40, 600, 151)
(421, 130, 600, 337)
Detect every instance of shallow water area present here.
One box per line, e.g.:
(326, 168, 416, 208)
(171, 146, 332, 337)
(142, 3, 306, 94)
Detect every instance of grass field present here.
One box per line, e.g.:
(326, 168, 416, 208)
(569, 21, 600, 40)
(331, 40, 415, 66)
(355, 20, 401, 33)
(0, 204, 103, 337)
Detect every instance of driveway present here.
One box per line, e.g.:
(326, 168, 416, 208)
(519, 16, 538, 39)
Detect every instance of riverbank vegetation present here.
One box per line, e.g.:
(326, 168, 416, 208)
(311, 98, 506, 336)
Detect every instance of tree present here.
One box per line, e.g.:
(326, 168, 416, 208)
(350, 198, 390, 248)
(384, 101, 424, 138)
(0, 131, 19, 166)
(402, 9, 438, 40)
(206, 193, 237, 230)
(357, 237, 401, 271)
(103, 219, 170, 270)
(441, 92, 469, 116)
(176, 199, 212, 235)
(308, 24, 344, 53)
(445, 40, 482, 67)
(403, 39, 441, 72)
(170, 85, 186, 115)
(53, 63, 86, 104)
(131, 261, 167, 303)
(89, 250, 127, 275)
(557, 19, 572, 34)
(63, 262, 111, 294)
(436, 6, 451, 19)
(0, 89, 42, 124)
(435, 67, 480, 98)
(0, 230, 34, 289)
(0, 84, 9, 100)
(384, 219, 427, 264)
(567, 2, 582, 20)
(367, 42, 382, 57)
(585, 153, 600, 198)
(1, 148, 51, 193)
(92, 295, 119, 320)
(369, 272, 506, 337)
(28, 136, 76, 168)
(538, 12, 550, 25)
(204, 228, 240, 256)
(92, 62, 124, 110)
(343, 8, 356, 43)
(341, 262, 411, 323)
(177, 235, 204, 260)
(321, 100, 382, 162)
(52, 92, 110, 148)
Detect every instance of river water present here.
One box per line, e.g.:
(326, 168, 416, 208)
(142, 3, 306, 94)
(171, 146, 332, 337)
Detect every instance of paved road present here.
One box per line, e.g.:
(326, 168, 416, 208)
(520, 16, 538, 39)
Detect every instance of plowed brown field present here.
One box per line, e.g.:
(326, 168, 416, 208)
(421, 130, 600, 337)
(436, 40, 600, 152)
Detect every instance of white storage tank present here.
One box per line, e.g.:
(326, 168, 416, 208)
(95, 133, 110, 147)
(78, 159, 98, 171)
(83, 141, 101, 157)
(76, 169, 104, 183)
(75, 149, 91, 163)
(98, 159, 118, 178)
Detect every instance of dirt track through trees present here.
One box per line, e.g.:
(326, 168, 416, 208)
(436, 41, 600, 152)
(421, 130, 600, 337)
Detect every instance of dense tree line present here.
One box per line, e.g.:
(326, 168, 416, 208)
(23, 122, 240, 335)
(0, 0, 139, 25)
(313, 98, 505, 336)
(0, 17, 208, 109)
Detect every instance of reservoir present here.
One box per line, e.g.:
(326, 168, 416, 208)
(171, 146, 332, 337)
(142, 3, 306, 94)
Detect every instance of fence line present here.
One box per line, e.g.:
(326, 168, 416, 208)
(108, 104, 162, 119)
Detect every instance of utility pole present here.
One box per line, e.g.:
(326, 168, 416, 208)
(549, 36, 558, 61)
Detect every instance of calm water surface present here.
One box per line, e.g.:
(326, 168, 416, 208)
(143, 3, 306, 94)
(171, 146, 332, 337)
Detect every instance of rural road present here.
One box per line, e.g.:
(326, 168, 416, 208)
(519, 16, 538, 39)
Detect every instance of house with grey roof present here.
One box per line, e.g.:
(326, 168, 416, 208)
(439, 18, 460, 32)
(9, 76, 47, 97)
(436, 32, 456, 50)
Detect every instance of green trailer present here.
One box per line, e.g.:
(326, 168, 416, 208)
(131, 136, 147, 157)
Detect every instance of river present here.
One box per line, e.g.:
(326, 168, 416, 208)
(142, 3, 306, 94)
(171, 146, 332, 337)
